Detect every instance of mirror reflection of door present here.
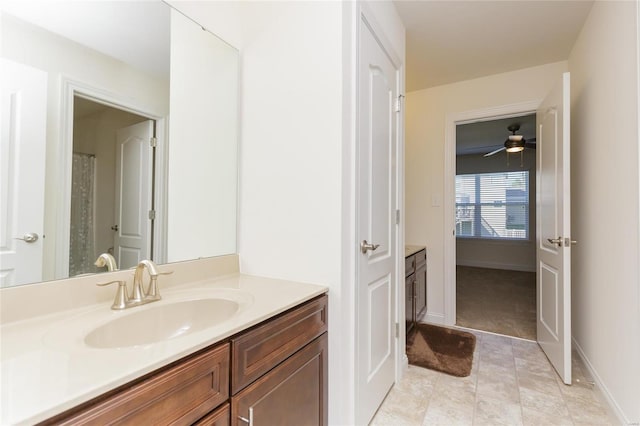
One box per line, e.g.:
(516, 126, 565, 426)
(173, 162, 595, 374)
(0, 58, 47, 287)
(70, 96, 155, 276)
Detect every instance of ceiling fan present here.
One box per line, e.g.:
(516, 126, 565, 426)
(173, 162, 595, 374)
(483, 124, 536, 158)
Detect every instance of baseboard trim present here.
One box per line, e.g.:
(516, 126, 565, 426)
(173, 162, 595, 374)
(457, 259, 535, 272)
(572, 338, 629, 425)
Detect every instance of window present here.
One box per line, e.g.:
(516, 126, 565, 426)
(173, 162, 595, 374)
(455, 171, 529, 240)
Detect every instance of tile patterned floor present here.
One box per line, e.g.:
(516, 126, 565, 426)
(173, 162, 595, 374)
(371, 330, 615, 426)
(456, 266, 536, 340)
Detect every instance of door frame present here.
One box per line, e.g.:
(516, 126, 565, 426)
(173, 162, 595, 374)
(352, 1, 405, 421)
(443, 100, 542, 325)
(56, 76, 168, 279)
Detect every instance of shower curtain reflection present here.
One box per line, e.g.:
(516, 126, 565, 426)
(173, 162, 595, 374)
(69, 152, 96, 276)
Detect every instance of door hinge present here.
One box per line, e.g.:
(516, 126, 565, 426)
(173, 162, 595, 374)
(395, 94, 404, 113)
(395, 209, 400, 225)
(149, 137, 157, 148)
(148, 209, 156, 220)
(395, 322, 399, 338)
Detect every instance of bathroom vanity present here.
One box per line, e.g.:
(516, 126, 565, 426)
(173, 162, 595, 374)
(405, 246, 427, 335)
(43, 295, 328, 425)
(0, 255, 328, 425)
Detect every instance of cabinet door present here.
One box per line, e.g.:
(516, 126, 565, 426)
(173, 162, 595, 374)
(405, 274, 415, 335)
(231, 334, 328, 426)
(415, 263, 426, 318)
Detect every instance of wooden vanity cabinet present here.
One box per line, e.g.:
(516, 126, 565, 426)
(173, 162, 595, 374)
(41, 295, 327, 426)
(405, 249, 427, 336)
(230, 295, 328, 426)
(42, 343, 231, 426)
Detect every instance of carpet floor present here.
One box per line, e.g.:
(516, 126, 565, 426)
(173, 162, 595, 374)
(406, 323, 476, 377)
(456, 265, 536, 340)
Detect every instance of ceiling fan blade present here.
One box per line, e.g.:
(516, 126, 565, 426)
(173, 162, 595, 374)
(484, 147, 506, 157)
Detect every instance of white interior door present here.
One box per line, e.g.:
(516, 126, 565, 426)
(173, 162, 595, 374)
(536, 72, 572, 384)
(356, 13, 399, 425)
(114, 120, 153, 269)
(0, 59, 47, 287)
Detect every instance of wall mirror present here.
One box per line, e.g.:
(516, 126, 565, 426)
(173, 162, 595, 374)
(0, 1, 239, 288)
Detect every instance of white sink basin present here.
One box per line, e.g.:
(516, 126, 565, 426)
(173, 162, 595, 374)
(85, 298, 239, 349)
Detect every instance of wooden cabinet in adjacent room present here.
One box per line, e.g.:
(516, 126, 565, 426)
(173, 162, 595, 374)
(405, 247, 427, 336)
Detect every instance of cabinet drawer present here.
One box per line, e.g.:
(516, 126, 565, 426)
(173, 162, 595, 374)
(405, 255, 415, 277)
(194, 402, 230, 426)
(231, 334, 328, 426)
(49, 343, 230, 426)
(415, 249, 426, 268)
(231, 295, 328, 394)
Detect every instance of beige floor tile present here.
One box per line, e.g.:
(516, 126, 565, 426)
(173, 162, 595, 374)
(396, 365, 439, 398)
(435, 371, 478, 396)
(519, 387, 573, 426)
(474, 394, 523, 426)
(372, 328, 613, 426)
(371, 386, 428, 426)
(421, 391, 475, 426)
(479, 347, 515, 367)
(476, 369, 520, 404)
(564, 396, 613, 425)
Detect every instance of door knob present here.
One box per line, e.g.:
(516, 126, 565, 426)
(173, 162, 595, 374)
(14, 233, 39, 243)
(547, 237, 577, 247)
(547, 237, 562, 247)
(360, 240, 380, 254)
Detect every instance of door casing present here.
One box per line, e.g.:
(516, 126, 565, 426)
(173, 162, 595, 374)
(443, 100, 542, 325)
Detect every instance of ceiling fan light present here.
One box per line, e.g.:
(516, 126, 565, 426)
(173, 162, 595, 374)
(505, 138, 525, 153)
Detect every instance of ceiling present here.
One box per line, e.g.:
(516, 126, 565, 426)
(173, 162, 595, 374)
(394, 0, 594, 91)
(456, 114, 536, 156)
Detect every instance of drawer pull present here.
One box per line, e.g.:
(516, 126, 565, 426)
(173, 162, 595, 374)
(238, 408, 254, 425)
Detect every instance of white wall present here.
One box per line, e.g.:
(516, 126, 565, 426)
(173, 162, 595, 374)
(568, 1, 640, 423)
(405, 61, 567, 320)
(1, 13, 169, 281)
(456, 149, 536, 272)
(237, 3, 346, 424)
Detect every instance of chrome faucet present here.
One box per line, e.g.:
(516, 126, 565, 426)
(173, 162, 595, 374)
(94, 253, 118, 271)
(97, 259, 172, 310)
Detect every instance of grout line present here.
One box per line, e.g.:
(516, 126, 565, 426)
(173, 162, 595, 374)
(510, 338, 527, 426)
(471, 338, 481, 425)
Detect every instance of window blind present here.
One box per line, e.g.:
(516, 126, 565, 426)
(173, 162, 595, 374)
(455, 171, 529, 240)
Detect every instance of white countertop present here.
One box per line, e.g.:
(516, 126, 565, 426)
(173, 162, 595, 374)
(0, 273, 327, 425)
(405, 245, 426, 258)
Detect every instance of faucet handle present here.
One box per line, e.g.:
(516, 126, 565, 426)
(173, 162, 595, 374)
(144, 270, 173, 301)
(96, 280, 129, 310)
(96, 280, 123, 287)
